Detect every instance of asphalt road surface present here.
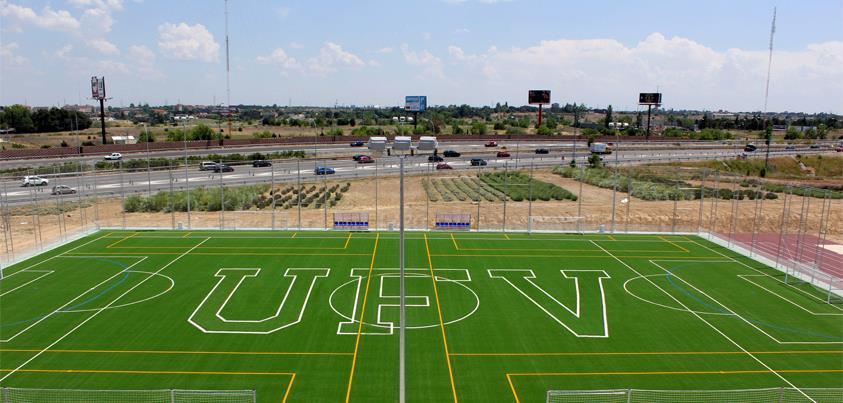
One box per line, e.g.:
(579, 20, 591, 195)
(1, 143, 833, 205)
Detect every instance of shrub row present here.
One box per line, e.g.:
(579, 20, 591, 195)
(479, 171, 577, 201)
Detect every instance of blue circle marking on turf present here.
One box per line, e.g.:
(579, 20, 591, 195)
(0, 258, 131, 329)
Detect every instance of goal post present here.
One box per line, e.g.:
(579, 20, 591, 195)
(433, 213, 472, 230)
(0, 387, 256, 402)
(547, 387, 843, 403)
(529, 216, 582, 234)
(333, 212, 370, 231)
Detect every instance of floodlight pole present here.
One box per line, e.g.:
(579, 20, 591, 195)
(398, 155, 406, 403)
(99, 97, 107, 144)
(538, 104, 543, 127)
(145, 124, 152, 197)
(645, 104, 653, 142)
(183, 119, 191, 229)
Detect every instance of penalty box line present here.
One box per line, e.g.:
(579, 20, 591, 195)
(446, 234, 691, 254)
(505, 369, 843, 403)
(0, 238, 209, 384)
(0, 368, 297, 403)
(589, 240, 817, 402)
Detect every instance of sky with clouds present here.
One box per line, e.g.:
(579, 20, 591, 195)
(1, 0, 841, 113)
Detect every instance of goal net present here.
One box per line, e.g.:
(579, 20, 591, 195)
(333, 212, 369, 230)
(434, 213, 471, 230)
(528, 216, 582, 233)
(0, 387, 256, 403)
(546, 387, 843, 403)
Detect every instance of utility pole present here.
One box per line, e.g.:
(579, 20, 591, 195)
(224, 0, 232, 145)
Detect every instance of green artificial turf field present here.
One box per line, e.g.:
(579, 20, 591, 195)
(1, 230, 841, 402)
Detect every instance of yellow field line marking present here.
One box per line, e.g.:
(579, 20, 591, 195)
(283, 373, 296, 403)
(105, 245, 349, 250)
(437, 247, 678, 253)
(509, 369, 843, 377)
(182, 232, 192, 238)
(430, 254, 720, 259)
(291, 232, 297, 238)
(0, 368, 295, 376)
(506, 374, 521, 403)
(451, 350, 843, 357)
(106, 232, 138, 248)
(505, 369, 843, 402)
(426, 233, 459, 403)
(0, 348, 352, 356)
(345, 233, 379, 403)
(344, 232, 353, 249)
(608, 235, 616, 241)
(451, 233, 460, 250)
(65, 252, 371, 256)
(659, 235, 690, 253)
(504, 233, 510, 240)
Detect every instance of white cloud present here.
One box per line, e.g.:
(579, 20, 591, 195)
(401, 44, 444, 78)
(368, 59, 381, 67)
(128, 44, 163, 79)
(306, 42, 364, 75)
(87, 38, 119, 55)
(289, 42, 304, 49)
(0, 3, 80, 31)
(80, 7, 114, 33)
(157, 22, 220, 63)
(67, 0, 124, 11)
(446, 33, 843, 111)
(377, 47, 393, 54)
(257, 47, 301, 70)
(0, 42, 29, 67)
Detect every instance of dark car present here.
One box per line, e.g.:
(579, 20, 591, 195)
(443, 150, 461, 157)
(252, 160, 272, 167)
(428, 155, 444, 162)
(352, 154, 366, 161)
(213, 164, 234, 173)
(744, 144, 757, 152)
(485, 141, 498, 147)
(350, 141, 365, 147)
(535, 148, 550, 154)
(315, 166, 336, 175)
(496, 151, 511, 158)
(809, 144, 821, 149)
(357, 155, 374, 163)
(470, 158, 487, 166)
(436, 163, 453, 170)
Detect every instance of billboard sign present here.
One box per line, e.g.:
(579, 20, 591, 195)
(528, 90, 551, 105)
(638, 92, 662, 105)
(91, 76, 106, 100)
(405, 96, 427, 112)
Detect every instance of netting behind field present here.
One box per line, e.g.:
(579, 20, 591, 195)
(546, 387, 843, 403)
(529, 216, 582, 233)
(0, 388, 255, 403)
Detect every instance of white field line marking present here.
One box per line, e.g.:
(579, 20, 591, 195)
(59, 271, 175, 313)
(187, 267, 328, 334)
(4, 233, 113, 277)
(96, 234, 698, 243)
(0, 238, 208, 382)
(487, 269, 610, 338)
(589, 240, 816, 402)
(214, 268, 330, 324)
(0, 257, 148, 343)
(622, 274, 733, 316)
(650, 260, 842, 345)
(738, 275, 842, 316)
(0, 271, 54, 297)
(332, 268, 473, 335)
(690, 239, 843, 312)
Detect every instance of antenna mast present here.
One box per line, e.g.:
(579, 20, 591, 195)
(763, 7, 776, 113)
(224, 0, 232, 143)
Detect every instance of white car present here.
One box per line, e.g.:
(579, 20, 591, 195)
(21, 176, 49, 187)
(104, 152, 123, 160)
(51, 185, 77, 195)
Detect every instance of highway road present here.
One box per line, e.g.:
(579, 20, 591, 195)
(1, 143, 834, 205)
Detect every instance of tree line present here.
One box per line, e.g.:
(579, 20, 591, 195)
(0, 104, 92, 133)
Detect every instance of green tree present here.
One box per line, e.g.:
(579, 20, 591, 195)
(0, 105, 35, 133)
(604, 105, 613, 128)
(784, 127, 802, 140)
(189, 124, 215, 140)
(470, 122, 488, 135)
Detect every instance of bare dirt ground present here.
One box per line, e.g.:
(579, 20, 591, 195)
(3, 169, 840, 262)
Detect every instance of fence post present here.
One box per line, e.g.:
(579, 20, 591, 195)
(527, 160, 534, 234)
(576, 165, 584, 233)
(219, 158, 225, 230)
(697, 168, 705, 235)
(170, 389, 176, 403)
(270, 162, 276, 231)
(671, 184, 679, 234)
(776, 387, 784, 403)
(626, 388, 633, 403)
(297, 159, 302, 230)
(502, 161, 508, 232)
(120, 161, 126, 229)
(251, 389, 257, 403)
(708, 170, 720, 240)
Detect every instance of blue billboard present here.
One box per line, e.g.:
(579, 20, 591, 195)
(405, 96, 427, 112)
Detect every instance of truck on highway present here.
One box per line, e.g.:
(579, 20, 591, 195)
(589, 143, 612, 155)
